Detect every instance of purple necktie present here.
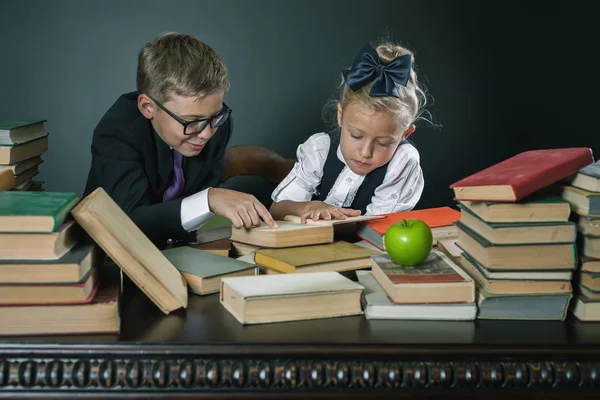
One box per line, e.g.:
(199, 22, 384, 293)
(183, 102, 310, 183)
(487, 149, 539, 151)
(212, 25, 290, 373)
(162, 151, 185, 202)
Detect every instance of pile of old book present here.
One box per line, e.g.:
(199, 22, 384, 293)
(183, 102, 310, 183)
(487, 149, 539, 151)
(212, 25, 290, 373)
(0, 190, 119, 336)
(0, 118, 48, 192)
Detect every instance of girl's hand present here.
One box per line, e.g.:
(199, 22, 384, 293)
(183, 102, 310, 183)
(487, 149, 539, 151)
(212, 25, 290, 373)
(300, 201, 361, 224)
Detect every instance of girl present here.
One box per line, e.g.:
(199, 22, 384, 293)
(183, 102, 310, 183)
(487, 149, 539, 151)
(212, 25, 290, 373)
(270, 41, 428, 223)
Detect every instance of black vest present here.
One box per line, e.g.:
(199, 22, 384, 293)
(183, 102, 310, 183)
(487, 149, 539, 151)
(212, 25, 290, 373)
(312, 136, 392, 214)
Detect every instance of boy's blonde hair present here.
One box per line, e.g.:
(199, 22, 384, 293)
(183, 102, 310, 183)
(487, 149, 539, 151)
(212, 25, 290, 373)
(339, 41, 429, 131)
(137, 32, 229, 103)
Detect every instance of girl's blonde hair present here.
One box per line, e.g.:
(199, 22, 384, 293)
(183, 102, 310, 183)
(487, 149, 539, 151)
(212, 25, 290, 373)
(137, 32, 229, 103)
(337, 41, 431, 131)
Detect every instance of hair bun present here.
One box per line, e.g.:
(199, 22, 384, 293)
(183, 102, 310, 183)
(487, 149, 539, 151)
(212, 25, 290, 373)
(376, 44, 413, 66)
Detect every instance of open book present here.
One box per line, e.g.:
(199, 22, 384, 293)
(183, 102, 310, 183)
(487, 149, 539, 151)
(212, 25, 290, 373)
(283, 214, 385, 225)
(230, 214, 385, 248)
(71, 188, 187, 314)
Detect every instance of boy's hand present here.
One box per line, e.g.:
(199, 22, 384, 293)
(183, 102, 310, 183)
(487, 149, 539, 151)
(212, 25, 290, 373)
(300, 201, 361, 224)
(208, 188, 278, 229)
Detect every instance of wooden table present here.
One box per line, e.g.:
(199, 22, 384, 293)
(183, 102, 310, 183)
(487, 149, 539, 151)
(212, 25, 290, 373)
(1, 279, 600, 399)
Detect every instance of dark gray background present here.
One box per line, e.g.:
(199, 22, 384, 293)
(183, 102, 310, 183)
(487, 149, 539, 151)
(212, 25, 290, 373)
(1, 0, 598, 208)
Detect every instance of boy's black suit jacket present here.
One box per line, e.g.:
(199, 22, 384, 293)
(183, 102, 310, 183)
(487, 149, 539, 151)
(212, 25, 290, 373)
(83, 91, 232, 247)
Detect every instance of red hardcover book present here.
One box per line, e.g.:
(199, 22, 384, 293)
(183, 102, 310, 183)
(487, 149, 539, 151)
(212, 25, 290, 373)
(450, 148, 594, 202)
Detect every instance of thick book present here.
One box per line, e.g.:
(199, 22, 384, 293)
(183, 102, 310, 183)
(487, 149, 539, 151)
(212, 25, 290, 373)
(579, 271, 600, 291)
(187, 238, 231, 256)
(0, 242, 97, 283)
(0, 169, 14, 191)
(0, 155, 43, 175)
(13, 180, 46, 192)
(230, 220, 334, 248)
(577, 283, 600, 301)
(0, 280, 119, 336)
(0, 119, 47, 146)
(0, 191, 79, 232)
(71, 187, 187, 314)
(578, 217, 600, 237)
(369, 250, 475, 304)
(162, 246, 256, 295)
(357, 271, 476, 321)
(459, 251, 572, 295)
(449, 148, 594, 202)
(458, 196, 571, 223)
(357, 207, 460, 249)
(437, 239, 462, 264)
(220, 272, 363, 324)
(459, 251, 573, 281)
(353, 239, 384, 252)
(455, 221, 577, 271)
(458, 204, 577, 245)
(573, 296, 600, 321)
(583, 236, 600, 259)
(477, 288, 572, 320)
(13, 164, 39, 186)
(561, 186, 600, 217)
(0, 267, 98, 305)
(12, 179, 44, 192)
(581, 257, 600, 273)
(231, 241, 261, 257)
(0, 134, 48, 164)
(571, 160, 600, 192)
(254, 241, 379, 274)
(0, 220, 79, 260)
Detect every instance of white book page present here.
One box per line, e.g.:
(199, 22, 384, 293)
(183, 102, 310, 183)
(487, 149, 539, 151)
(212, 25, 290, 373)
(283, 214, 386, 226)
(223, 271, 363, 298)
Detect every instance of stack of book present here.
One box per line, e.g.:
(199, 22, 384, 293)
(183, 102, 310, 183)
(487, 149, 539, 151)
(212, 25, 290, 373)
(0, 191, 119, 336)
(561, 161, 600, 321)
(191, 207, 476, 323)
(0, 119, 48, 192)
(450, 148, 594, 320)
(228, 215, 383, 275)
(218, 219, 374, 324)
(357, 249, 477, 320)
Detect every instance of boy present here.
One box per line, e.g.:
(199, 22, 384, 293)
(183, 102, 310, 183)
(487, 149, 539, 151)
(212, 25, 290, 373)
(83, 32, 276, 247)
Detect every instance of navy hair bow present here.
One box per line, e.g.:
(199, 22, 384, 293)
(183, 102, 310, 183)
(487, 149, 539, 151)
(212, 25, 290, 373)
(342, 43, 412, 98)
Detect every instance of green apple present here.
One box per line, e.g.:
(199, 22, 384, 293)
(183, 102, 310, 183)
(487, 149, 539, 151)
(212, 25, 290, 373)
(383, 219, 433, 266)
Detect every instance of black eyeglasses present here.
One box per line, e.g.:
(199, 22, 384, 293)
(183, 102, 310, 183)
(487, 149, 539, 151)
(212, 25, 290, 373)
(151, 97, 232, 136)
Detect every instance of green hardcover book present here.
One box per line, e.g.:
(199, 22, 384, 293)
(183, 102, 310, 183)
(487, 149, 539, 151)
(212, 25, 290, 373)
(0, 118, 47, 146)
(476, 287, 572, 320)
(162, 246, 256, 295)
(0, 191, 80, 233)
